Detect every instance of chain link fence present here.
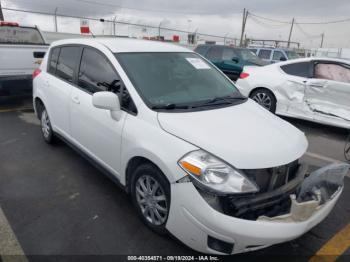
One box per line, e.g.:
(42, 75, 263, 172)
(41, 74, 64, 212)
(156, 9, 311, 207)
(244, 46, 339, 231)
(3, 7, 240, 49)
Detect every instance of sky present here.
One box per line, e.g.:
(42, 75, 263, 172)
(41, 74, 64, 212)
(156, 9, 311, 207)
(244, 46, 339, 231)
(2, 0, 350, 48)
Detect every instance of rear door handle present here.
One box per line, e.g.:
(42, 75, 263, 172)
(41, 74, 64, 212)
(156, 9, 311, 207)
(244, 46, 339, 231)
(72, 96, 80, 104)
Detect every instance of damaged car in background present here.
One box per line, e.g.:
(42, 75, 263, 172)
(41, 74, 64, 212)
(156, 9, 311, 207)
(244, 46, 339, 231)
(236, 58, 350, 129)
(33, 39, 349, 255)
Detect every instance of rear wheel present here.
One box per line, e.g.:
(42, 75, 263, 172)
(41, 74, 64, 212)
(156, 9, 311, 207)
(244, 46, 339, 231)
(250, 89, 277, 113)
(131, 163, 170, 235)
(40, 108, 55, 144)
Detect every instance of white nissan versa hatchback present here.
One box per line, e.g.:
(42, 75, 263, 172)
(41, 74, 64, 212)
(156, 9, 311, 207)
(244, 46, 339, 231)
(33, 38, 348, 255)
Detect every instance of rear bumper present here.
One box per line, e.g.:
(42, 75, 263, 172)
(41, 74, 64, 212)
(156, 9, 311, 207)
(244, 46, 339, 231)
(0, 75, 32, 96)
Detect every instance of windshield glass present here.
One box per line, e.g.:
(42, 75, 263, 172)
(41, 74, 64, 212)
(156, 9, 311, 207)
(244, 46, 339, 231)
(0, 26, 45, 44)
(116, 52, 244, 108)
(285, 51, 300, 59)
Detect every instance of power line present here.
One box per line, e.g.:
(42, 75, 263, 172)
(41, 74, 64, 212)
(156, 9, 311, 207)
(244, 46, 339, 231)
(249, 11, 350, 25)
(75, 0, 241, 15)
(1, 7, 239, 41)
(295, 23, 322, 38)
(249, 15, 290, 29)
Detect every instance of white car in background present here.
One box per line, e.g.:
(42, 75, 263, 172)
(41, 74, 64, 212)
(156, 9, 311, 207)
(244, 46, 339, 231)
(236, 58, 350, 129)
(33, 39, 348, 254)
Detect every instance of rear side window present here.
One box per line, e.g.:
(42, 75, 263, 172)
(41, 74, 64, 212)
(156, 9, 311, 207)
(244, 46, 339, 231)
(78, 48, 119, 93)
(281, 62, 311, 78)
(206, 46, 223, 60)
(258, 50, 272, 60)
(48, 48, 60, 74)
(56, 46, 81, 83)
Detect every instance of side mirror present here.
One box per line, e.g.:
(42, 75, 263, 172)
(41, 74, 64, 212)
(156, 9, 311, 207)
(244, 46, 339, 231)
(92, 91, 122, 121)
(280, 57, 287, 61)
(232, 57, 239, 63)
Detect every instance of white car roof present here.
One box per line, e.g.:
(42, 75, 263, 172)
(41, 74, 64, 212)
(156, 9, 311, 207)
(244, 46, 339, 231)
(50, 37, 192, 53)
(277, 57, 350, 66)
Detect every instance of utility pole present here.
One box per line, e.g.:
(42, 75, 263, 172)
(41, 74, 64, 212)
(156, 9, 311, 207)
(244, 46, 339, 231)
(0, 0, 4, 21)
(113, 16, 117, 36)
(54, 7, 58, 32)
(287, 18, 294, 48)
(320, 33, 324, 48)
(240, 8, 248, 47)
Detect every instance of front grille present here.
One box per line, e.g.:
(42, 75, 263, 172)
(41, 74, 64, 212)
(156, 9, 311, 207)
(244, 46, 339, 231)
(243, 160, 299, 193)
(220, 162, 307, 220)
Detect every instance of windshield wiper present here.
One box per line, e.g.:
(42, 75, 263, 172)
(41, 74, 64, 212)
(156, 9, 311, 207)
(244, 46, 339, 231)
(151, 103, 189, 110)
(191, 95, 247, 108)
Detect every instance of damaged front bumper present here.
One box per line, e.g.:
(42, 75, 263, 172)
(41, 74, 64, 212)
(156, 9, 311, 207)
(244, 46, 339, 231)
(165, 163, 349, 254)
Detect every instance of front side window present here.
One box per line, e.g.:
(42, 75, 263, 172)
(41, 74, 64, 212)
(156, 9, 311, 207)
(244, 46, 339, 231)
(78, 48, 136, 113)
(116, 52, 245, 109)
(250, 49, 257, 54)
(281, 62, 311, 78)
(222, 48, 237, 60)
(206, 46, 223, 60)
(56, 46, 81, 83)
(48, 47, 60, 75)
(314, 62, 350, 83)
(258, 49, 272, 60)
(237, 49, 264, 65)
(273, 51, 286, 61)
(285, 51, 300, 59)
(78, 48, 120, 93)
(194, 45, 210, 56)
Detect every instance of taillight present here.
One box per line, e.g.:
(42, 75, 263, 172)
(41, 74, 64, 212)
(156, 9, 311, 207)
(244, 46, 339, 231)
(32, 69, 41, 79)
(0, 21, 19, 26)
(239, 72, 250, 79)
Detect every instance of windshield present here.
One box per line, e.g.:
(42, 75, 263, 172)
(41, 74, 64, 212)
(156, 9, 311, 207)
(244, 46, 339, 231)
(285, 51, 300, 59)
(0, 26, 45, 45)
(116, 52, 244, 109)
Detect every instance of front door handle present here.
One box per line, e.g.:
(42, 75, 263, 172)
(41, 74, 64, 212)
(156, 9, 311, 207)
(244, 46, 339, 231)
(72, 96, 80, 104)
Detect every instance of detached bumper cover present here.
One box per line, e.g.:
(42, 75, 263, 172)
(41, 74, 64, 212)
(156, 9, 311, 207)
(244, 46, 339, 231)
(166, 163, 348, 254)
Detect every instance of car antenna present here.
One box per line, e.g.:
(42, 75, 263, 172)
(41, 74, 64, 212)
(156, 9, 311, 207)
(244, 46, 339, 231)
(90, 30, 96, 38)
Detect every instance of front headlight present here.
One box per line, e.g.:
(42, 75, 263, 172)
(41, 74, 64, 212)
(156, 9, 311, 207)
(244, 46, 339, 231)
(178, 150, 259, 194)
(178, 150, 258, 195)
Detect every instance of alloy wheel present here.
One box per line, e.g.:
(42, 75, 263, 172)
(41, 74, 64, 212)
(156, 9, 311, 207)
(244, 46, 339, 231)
(135, 175, 168, 226)
(41, 110, 51, 139)
(252, 92, 272, 110)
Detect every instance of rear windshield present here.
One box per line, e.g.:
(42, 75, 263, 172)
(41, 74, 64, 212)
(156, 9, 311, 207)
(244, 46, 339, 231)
(0, 26, 45, 45)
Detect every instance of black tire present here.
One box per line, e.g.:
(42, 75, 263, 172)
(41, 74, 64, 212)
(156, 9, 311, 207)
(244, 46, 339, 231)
(131, 163, 170, 235)
(250, 88, 277, 113)
(40, 107, 56, 144)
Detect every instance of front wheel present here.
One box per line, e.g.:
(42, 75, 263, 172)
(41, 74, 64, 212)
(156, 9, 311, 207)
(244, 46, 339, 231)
(131, 164, 170, 235)
(250, 89, 277, 113)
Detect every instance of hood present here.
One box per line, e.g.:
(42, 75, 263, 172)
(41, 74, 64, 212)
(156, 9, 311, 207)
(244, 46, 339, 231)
(158, 100, 308, 169)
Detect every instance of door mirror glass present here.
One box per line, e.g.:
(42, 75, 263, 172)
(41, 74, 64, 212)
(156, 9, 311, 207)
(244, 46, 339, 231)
(280, 57, 287, 61)
(92, 91, 122, 120)
(232, 57, 239, 63)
